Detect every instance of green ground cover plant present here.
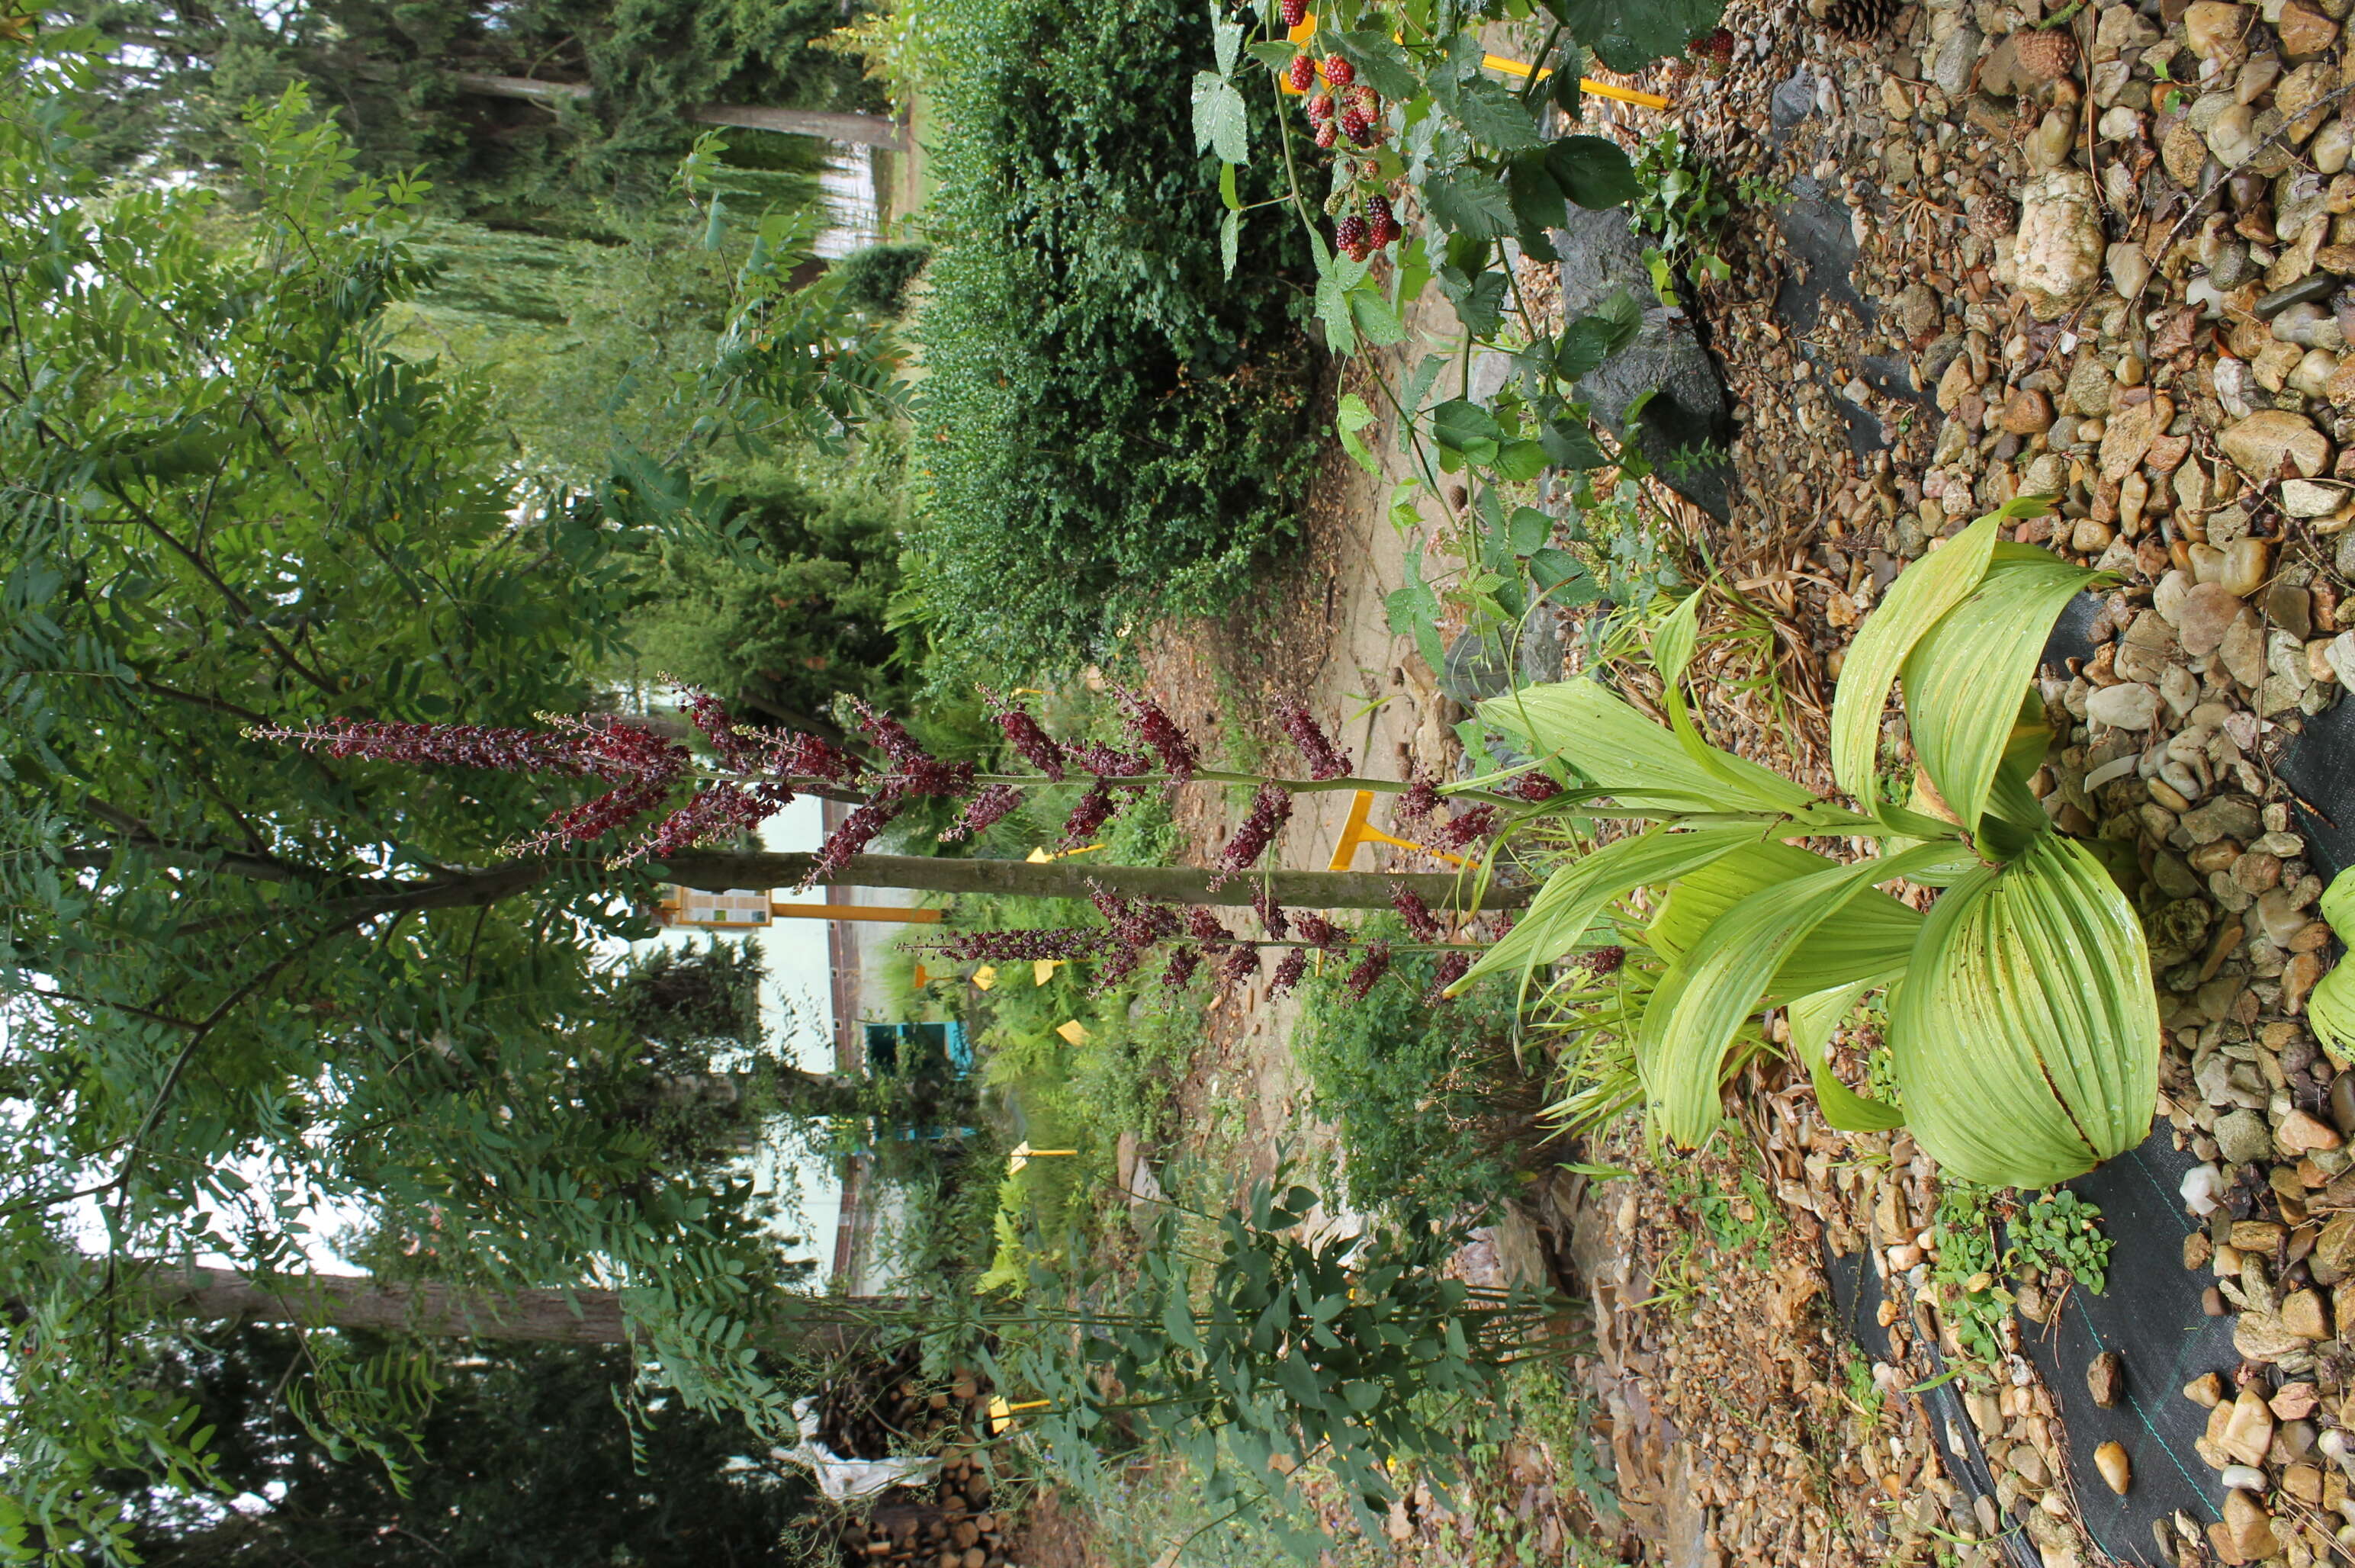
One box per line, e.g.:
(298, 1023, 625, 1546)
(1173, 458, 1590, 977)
(912, 0, 1324, 675)
(1293, 917, 1550, 1220)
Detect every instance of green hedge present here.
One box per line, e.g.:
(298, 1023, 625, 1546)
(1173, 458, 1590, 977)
(913, 0, 1322, 675)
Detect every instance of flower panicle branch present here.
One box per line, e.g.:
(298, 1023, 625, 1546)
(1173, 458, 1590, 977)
(1274, 699, 1353, 781)
(249, 686, 1520, 900)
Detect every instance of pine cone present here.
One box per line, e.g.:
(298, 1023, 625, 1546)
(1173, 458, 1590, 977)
(2013, 25, 2077, 81)
(1814, 0, 1906, 38)
(1968, 192, 2018, 239)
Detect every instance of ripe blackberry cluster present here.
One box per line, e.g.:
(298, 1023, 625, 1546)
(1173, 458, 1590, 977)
(1288, 52, 1402, 262)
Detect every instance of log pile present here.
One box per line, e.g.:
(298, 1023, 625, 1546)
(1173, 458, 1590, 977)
(820, 1364, 1022, 1568)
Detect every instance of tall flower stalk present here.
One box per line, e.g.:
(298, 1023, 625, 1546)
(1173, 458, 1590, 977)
(253, 686, 1522, 1001)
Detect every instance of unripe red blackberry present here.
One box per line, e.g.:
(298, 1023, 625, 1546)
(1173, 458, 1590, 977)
(1314, 120, 1339, 149)
(1367, 193, 1393, 228)
(1287, 53, 1316, 90)
(1280, 0, 1306, 25)
(1305, 92, 1335, 121)
(1335, 214, 1369, 252)
(1347, 114, 1381, 146)
(1323, 53, 1354, 85)
(1349, 84, 1378, 114)
(1372, 216, 1402, 246)
(1688, 27, 1735, 72)
(1339, 108, 1370, 141)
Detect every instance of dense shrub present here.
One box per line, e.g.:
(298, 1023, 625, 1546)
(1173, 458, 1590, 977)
(837, 241, 933, 316)
(622, 459, 913, 733)
(913, 0, 1323, 675)
(1294, 923, 1550, 1220)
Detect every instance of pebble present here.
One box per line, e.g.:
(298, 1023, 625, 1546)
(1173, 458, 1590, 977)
(2096, 1441, 2132, 1495)
(2219, 410, 2333, 478)
(2177, 581, 2253, 656)
(2087, 682, 2161, 728)
(2015, 168, 2107, 320)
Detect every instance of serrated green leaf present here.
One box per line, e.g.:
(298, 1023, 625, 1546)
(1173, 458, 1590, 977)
(1542, 0, 1724, 72)
(1422, 169, 1517, 240)
(1316, 270, 1357, 355)
(1336, 391, 1380, 477)
(1213, 11, 1243, 77)
(1325, 27, 1422, 98)
(1386, 551, 1445, 670)
(1349, 286, 1406, 345)
(1191, 72, 1249, 164)
(1436, 265, 1510, 336)
(1545, 134, 1643, 209)
(1246, 38, 1299, 68)
(1447, 73, 1544, 149)
(1492, 438, 1548, 480)
(1537, 416, 1608, 470)
(1219, 162, 1242, 211)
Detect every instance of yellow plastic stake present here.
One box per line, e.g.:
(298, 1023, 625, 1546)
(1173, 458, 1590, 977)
(1033, 959, 1063, 986)
(1026, 843, 1105, 863)
(988, 1396, 1053, 1435)
(1275, 12, 1669, 109)
(1008, 1140, 1079, 1173)
(972, 965, 998, 991)
(1054, 1020, 1091, 1046)
(1327, 789, 1467, 871)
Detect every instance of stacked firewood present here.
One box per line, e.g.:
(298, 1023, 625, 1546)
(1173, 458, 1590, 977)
(824, 1368, 1020, 1568)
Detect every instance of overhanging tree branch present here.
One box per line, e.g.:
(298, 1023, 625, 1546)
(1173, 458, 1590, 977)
(450, 73, 910, 151)
(114, 1266, 886, 1359)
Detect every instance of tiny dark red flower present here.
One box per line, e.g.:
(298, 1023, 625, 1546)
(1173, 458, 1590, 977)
(1273, 699, 1351, 781)
(1343, 940, 1392, 1000)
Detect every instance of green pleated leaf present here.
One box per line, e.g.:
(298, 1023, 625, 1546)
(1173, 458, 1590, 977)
(1900, 545, 2095, 853)
(1830, 512, 2003, 809)
(2311, 966, 2355, 1064)
(1793, 983, 1906, 1132)
(1890, 833, 2159, 1188)
(1643, 842, 1961, 1146)
(1653, 586, 1703, 686)
(2318, 869, 2355, 1062)
(1650, 839, 1924, 994)
(1452, 823, 1765, 993)
(1480, 680, 1817, 816)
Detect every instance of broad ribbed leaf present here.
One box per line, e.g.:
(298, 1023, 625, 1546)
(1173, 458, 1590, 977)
(1793, 983, 1906, 1132)
(1890, 833, 2159, 1187)
(1830, 512, 2003, 809)
(1900, 546, 2095, 852)
(1480, 680, 1817, 815)
(1650, 839, 1926, 999)
(1653, 586, 1702, 686)
(1643, 842, 1960, 1145)
(2317, 869, 2355, 1061)
(1452, 823, 1764, 992)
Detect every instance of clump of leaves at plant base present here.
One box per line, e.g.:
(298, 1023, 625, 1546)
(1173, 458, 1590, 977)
(1461, 500, 2161, 1190)
(914, 0, 1322, 674)
(990, 1173, 1574, 1558)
